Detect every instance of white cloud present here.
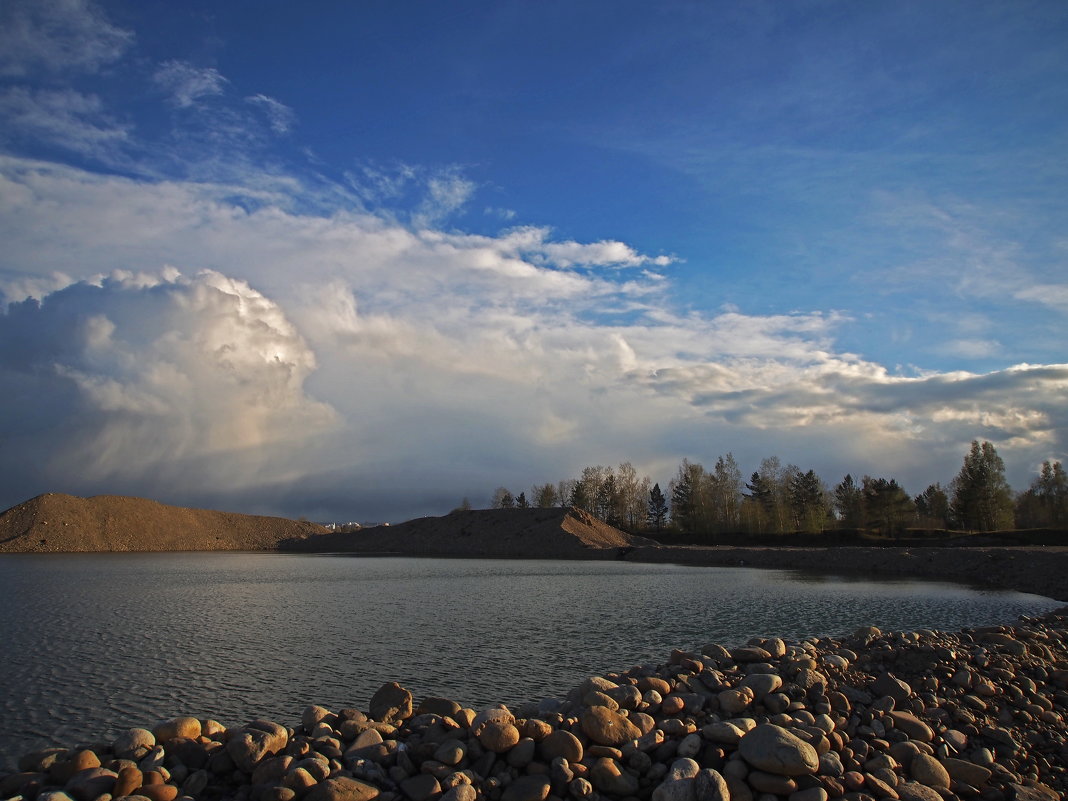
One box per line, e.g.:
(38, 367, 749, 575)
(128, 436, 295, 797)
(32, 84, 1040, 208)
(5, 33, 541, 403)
(0, 155, 1065, 519)
(153, 60, 229, 108)
(245, 94, 296, 134)
(0, 269, 337, 492)
(0, 87, 129, 156)
(0, 0, 133, 76)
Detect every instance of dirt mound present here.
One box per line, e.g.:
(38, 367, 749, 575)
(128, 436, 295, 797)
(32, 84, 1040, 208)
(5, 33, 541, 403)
(283, 506, 650, 558)
(0, 493, 329, 552)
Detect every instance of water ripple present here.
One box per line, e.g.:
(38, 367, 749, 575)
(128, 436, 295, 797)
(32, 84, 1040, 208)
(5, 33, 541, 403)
(0, 553, 1060, 766)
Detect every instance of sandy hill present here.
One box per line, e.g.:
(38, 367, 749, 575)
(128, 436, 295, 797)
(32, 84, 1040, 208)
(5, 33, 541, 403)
(282, 506, 653, 558)
(0, 493, 329, 553)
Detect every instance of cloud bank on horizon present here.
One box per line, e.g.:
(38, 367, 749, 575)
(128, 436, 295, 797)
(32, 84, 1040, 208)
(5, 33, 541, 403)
(0, 0, 1066, 521)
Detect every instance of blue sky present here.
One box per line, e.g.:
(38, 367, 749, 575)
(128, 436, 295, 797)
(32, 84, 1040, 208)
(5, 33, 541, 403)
(1, 0, 1066, 521)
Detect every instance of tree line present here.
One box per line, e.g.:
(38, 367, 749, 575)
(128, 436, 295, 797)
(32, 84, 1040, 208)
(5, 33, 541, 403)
(481, 441, 1067, 537)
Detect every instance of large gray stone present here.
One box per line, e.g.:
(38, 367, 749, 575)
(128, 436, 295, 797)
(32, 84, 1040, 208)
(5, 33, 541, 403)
(909, 753, 950, 789)
(693, 769, 730, 801)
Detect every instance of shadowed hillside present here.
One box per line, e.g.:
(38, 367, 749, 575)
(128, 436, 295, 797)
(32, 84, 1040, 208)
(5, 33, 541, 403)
(282, 506, 654, 558)
(0, 493, 329, 552)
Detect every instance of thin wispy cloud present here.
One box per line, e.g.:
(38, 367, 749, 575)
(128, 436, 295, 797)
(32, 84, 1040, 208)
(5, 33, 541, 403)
(0, 0, 133, 76)
(245, 94, 296, 135)
(153, 60, 229, 108)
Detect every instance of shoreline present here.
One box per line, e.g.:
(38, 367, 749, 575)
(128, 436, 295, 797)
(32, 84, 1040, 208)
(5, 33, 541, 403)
(620, 545, 1068, 604)
(3, 547, 1067, 801)
(3, 608, 1065, 801)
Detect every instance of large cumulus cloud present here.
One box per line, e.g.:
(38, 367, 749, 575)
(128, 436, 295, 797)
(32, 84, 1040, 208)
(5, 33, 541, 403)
(0, 269, 336, 504)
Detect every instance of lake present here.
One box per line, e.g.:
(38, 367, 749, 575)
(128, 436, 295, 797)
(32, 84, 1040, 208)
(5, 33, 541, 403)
(0, 553, 1060, 766)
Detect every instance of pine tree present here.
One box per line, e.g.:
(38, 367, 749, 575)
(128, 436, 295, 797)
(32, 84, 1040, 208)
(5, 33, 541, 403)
(861, 476, 915, 535)
(914, 483, 950, 529)
(516, 491, 528, 508)
(833, 474, 863, 529)
(647, 483, 668, 533)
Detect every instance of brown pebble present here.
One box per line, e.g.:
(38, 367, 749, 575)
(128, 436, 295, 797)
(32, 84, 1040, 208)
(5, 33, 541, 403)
(113, 766, 143, 798)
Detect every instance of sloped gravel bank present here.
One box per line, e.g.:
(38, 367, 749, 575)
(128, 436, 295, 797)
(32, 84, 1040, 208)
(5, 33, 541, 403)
(4, 609, 1067, 801)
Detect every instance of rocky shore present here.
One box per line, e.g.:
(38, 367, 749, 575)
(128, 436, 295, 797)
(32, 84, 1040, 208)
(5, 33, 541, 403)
(4, 610, 1067, 801)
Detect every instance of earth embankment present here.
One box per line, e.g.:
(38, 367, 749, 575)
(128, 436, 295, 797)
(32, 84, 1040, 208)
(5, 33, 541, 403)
(281, 506, 654, 558)
(625, 544, 1068, 602)
(0, 493, 329, 552)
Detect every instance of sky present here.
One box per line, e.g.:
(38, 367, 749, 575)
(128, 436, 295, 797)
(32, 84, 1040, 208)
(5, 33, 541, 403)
(1, 0, 1066, 523)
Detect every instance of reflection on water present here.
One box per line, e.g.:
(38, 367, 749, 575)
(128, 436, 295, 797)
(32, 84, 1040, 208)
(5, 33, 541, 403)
(0, 553, 1059, 765)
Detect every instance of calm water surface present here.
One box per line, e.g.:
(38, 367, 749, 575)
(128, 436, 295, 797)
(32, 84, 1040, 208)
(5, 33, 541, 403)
(0, 553, 1061, 765)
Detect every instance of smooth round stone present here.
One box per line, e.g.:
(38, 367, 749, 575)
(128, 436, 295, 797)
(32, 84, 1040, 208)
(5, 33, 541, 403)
(702, 721, 748, 745)
(284, 768, 318, 795)
(589, 758, 639, 797)
(909, 753, 950, 789)
(731, 647, 773, 663)
(507, 738, 536, 768)
(665, 759, 701, 782)
(65, 767, 117, 801)
(580, 707, 642, 747)
(477, 721, 520, 753)
(113, 766, 143, 797)
(693, 769, 730, 801)
(605, 684, 643, 710)
(113, 730, 156, 760)
(539, 730, 583, 763)
(677, 733, 703, 759)
(740, 673, 782, 700)
(738, 725, 819, 776)
(661, 695, 686, 716)
(886, 711, 934, 742)
(789, 788, 828, 801)
(718, 688, 754, 715)
(500, 775, 550, 801)
(303, 706, 334, 733)
(942, 757, 991, 786)
(152, 718, 201, 743)
(637, 677, 672, 695)
(583, 690, 619, 710)
(433, 739, 466, 766)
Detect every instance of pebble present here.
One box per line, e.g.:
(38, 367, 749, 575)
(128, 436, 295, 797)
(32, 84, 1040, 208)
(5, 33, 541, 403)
(738, 724, 819, 776)
(4, 611, 1068, 801)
